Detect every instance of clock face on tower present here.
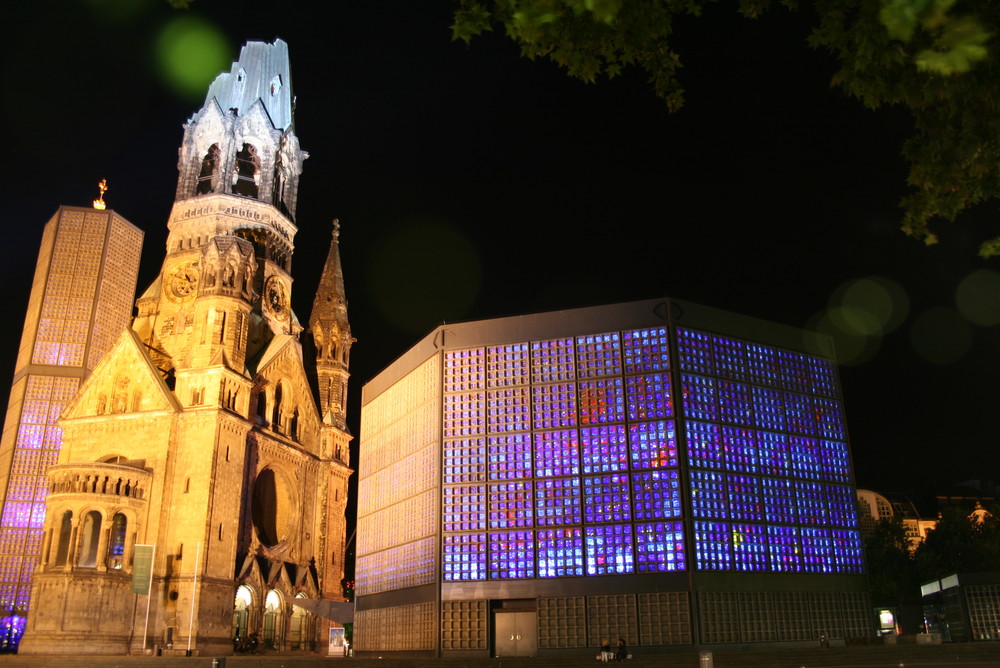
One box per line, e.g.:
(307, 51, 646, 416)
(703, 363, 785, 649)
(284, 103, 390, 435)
(264, 275, 289, 320)
(166, 262, 199, 302)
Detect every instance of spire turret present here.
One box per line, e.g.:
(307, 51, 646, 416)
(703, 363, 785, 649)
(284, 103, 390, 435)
(309, 219, 353, 428)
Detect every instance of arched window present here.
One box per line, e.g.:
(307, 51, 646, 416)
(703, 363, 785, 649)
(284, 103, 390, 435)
(54, 511, 73, 567)
(233, 585, 254, 641)
(197, 144, 220, 194)
(233, 143, 260, 197)
(290, 594, 309, 650)
(272, 385, 283, 432)
(263, 590, 282, 650)
(256, 391, 267, 424)
(78, 511, 102, 567)
(108, 513, 127, 569)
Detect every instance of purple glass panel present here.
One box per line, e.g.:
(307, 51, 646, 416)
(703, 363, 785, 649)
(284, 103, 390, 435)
(579, 378, 625, 425)
(722, 426, 758, 473)
(581, 424, 628, 474)
(681, 374, 718, 421)
(686, 421, 723, 470)
(534, 477, 582, 526)
(575, 332, 622, 378)
(712, 335, 748, 381)
(628, 420, 678, 470)
(632, 469, 682, 519)
(489, 530, 535, 579)
(622, 327, 670, 374)
(537, 527, 584, 577)
(625, 373, 673, 421)
(582, 474, 631, 523)
(732, 523, 768, 572)
(767, 525, 802, 572)
(694, 520, 732, 570)
(636, 521, 686, 572)
(533, 429, 580, 477)
(489, 481, 533, 529)
(585, 524, 634, 575)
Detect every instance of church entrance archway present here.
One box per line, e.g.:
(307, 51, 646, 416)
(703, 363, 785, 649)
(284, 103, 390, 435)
(263, 589, 284, 650)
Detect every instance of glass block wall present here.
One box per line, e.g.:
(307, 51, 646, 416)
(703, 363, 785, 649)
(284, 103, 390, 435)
(0, 208, 142, 651)
(439, 325, 861, 583)
(676, 328, 862, 573)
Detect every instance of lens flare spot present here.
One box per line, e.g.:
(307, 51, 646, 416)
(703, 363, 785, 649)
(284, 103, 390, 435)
(831, 276, 909, 336)
(155, 16, 231, 101)
(807, 311, 880, 365)
(910, 307, 972, 365)
(367, 217, 482, 334)
(955, 269, 1000, 326)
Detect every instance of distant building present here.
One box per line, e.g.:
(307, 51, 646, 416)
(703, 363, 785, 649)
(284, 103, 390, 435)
(356, 298, 871, 657)
(856, 489, 937, 552)
(0, 205, 143, 649)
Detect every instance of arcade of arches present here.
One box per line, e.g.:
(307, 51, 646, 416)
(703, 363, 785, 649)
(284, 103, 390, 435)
(233, 585, 326, 651)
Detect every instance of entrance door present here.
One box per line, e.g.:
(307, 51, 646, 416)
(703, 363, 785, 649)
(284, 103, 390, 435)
(494, 611, 537, 657)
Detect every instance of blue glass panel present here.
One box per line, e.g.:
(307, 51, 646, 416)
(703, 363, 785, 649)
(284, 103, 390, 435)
(486, 343, 530, 388)
(585, 524, 634, 575)
(489, 530, 535, 579)
(681, 374, 718, 421)
(531, 338, 576, 383)
(442, 533, 487, 581)
(801, 527, 832, 573)
(752, 386, 785, 431)
(582, 473, 631, 523)
(533, 429, 580, 477)
(537, 528, 584, 577)
(576, 332, 622, 378)
(622, 327, 670, 374)
(826, 483, 859, 528)
(762, 477, 797, 524)
(808, 358, 839, 398)
(758, 431, 790, 477)
(677, 329, 714, 375)
(487, 387, 530, 433)
(732, 523, 768, 572)
(815, 397, 846, 440)
(579, 378, 625, 425)
(531, 382, 578, 430)
(629, 420, 678, 470)
(694, 520, 732, 570)
(766, 525, 802, 572)
(625, 373, 673, 421)
(727, 474, 763, 521)
(581, 424, 629, 474)
(831, 529, 864, 573)
(784, 391, 816, 435)
(534, 477, 582, 526)
(820, 440, 852, 483)
(632, 469, 682, 519)
(690, 469, 727, 519)
(712, 335, 748, 381)
(777, 349, 811, 392)
(489, 481, 533, 529)
(686, 421, 723, 470)
(794, 481, 829, 526)
(722, 426, 758, 473)
(443, 392, 485, 438)
(443, 484, 486, 531)
(636, 521, 686, 572)
(747, 344, 780, 387)
(718, 380, 753, 426)
(788, 436, 822, 480)
(488, 433, 532, 480)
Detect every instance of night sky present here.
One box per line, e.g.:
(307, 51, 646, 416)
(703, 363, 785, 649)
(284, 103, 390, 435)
(4, 1, 998, 498)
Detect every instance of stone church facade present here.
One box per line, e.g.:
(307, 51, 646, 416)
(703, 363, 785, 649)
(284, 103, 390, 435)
(18, 39, 353, 656)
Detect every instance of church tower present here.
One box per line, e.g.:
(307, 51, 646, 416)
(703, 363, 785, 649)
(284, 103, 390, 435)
(19, 40, 353, 656)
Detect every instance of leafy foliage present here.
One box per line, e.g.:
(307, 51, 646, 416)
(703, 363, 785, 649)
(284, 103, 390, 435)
(914, 505, 1000, 581)
(864, 516, 920, 605)
(452, 0, 1000, 255)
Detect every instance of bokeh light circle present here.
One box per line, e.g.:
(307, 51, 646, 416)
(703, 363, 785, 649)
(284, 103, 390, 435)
(909, 307, 973, 365)
(366, 217, 482, 334)
(806, 311, 880, 365)
(955, 269, 1000, 326)
(155, 16, 230, 101)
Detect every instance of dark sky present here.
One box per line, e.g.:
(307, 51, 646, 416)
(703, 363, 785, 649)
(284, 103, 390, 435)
(4, 1, 998, 496)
